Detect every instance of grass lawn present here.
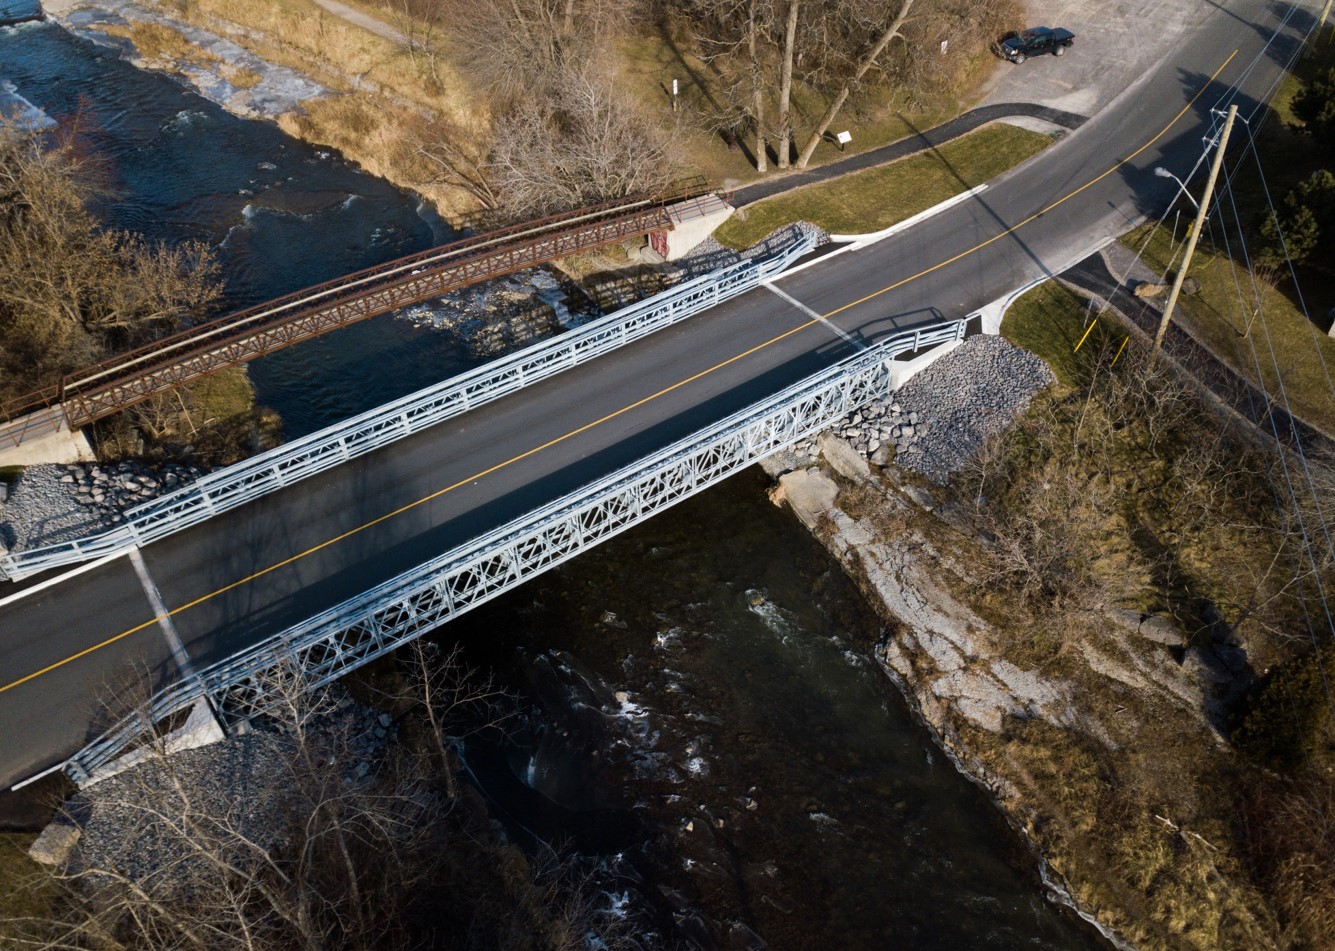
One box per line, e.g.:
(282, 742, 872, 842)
(713, 123, 1052, 250)
(1123, 223, 1335, 435)
(0, 832, 57, 939)
(1000, 280, 1127, 387)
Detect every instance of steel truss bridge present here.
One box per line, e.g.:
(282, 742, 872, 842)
(65, 319, 968, 784)
(0, 234, 814, 581)
(0, 180, 715, 447)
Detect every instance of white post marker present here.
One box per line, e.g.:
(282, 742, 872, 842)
(940, 39, 948, 54)
(672, 78, 679, 112)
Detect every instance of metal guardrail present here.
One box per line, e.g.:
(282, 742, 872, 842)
(1, 234, 815, 582)
(64, 318, 967, 783)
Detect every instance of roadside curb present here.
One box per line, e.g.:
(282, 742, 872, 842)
(830, 185, 989, 246)
(972, 236, 1115, 334)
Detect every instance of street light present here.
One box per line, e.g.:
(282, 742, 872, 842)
(1154, 166, 1199, 210)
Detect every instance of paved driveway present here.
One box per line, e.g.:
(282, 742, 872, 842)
(981, 0, 1217, 117)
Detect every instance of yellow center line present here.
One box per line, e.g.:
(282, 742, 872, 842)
(0, 50, 1237, 696)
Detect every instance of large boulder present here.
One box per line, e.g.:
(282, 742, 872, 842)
(817, 433, 870, 483)
(28, 821, 80, 866)
(771, 467, 839, 531)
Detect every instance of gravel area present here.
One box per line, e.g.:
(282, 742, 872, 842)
(0, 461, 203, 555)
(789, 334, 1055, 483)
(65, 692, 397, 882)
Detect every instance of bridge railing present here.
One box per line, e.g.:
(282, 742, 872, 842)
(64, 317, 967, 783)
(0, 233, 815, 582)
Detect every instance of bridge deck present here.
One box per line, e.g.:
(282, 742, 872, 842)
(0, 268, 880, 787)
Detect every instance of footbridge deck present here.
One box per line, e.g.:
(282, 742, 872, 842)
(0, 180, 715, 447)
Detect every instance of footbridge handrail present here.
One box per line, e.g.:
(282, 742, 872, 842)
(0, 233, 815, 582)
(64, 317, 967, 784)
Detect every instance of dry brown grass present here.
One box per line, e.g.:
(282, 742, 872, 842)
(220, 63, 263, 89)
(957, 678, 1279, 950)
(1125, 224, 1335, 437)
(838, 469, 1282, 949)
(0, 832, 59, 943)
(139, 0, 486, 220)
(843, 314, 1322, 947)
(97, 20, 221, 69)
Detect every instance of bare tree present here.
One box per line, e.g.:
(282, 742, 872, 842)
(407, 114, 502, 214)
(5, 647, 648, 951)
(7, 663, 446, 951)
(689, 0, 812, 173)
(488, 66, 686, 220)
(774, 0, 800, 168)
(795, 0, 915, 168)
(0, 121, 220, 404)
(388, 640, 516, 799)
(386, 0, 447, 88)
(444, 0, 639, 106)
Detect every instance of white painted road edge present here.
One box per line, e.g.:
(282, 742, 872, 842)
(0, 549, 129, 611)
(829, 184, 990, 246)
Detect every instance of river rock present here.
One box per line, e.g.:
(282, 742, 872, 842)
(28, 821, 81, 866)
(772, 467, 839, 530)
(1106, 609, 1182, 646)
(813, 334, 1058, 484)
(931, 669, 1024, 733)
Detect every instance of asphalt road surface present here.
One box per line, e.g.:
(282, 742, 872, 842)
(0, 0, 1317, 789)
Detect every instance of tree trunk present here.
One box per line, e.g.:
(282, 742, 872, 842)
(748, 0, 768, 173)
(796, 0, 914, 168)
(776, 0, 799, 168)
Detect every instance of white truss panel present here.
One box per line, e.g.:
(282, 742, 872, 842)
(64, 319, 966, 783)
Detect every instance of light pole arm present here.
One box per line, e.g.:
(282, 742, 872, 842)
(1155, 166, 1199, 210)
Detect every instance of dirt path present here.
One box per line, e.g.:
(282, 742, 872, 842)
(309, 0, 406, 46)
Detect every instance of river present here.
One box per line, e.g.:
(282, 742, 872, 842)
(1, 18, 1107, 949)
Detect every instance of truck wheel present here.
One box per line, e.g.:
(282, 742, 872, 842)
(1014, 52, 1026, 64)
(1054, 45, 1065, 56)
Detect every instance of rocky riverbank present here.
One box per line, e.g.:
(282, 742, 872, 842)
(763, 333, 1277, 950)
(0, 461, 203, 555)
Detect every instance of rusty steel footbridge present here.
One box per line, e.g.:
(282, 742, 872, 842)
(0, 179, 716, 448)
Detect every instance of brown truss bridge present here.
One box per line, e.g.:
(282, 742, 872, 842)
(1, 180, 716, 446)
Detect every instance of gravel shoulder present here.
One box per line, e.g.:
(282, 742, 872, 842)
(778, 334, 1055, 484)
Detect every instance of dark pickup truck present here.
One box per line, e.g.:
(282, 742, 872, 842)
(1000, 26, 1075, 63)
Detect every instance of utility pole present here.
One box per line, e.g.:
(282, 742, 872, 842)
(1151, 104, 1238, 364)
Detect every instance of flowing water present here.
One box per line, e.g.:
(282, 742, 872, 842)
(0, 18, 470, 436)
(445, 471, 1107, 949)
(2, 20, 1108, 948)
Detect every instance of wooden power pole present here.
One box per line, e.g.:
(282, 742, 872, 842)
(1151, 104, 1238, 364)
